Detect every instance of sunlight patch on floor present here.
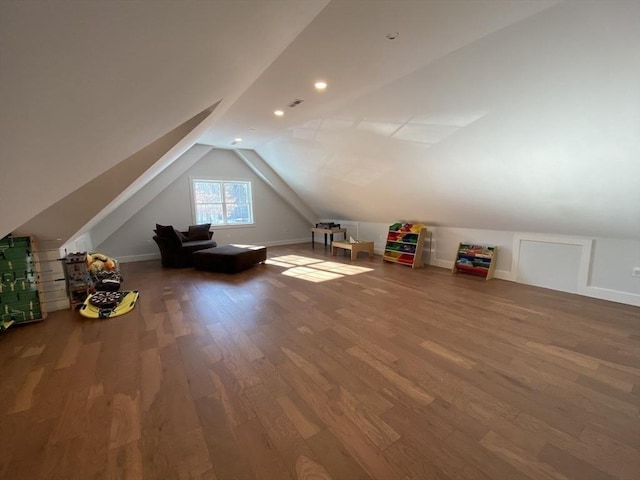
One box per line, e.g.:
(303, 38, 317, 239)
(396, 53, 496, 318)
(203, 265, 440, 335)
(270, 255, 322, 266)
(266, 259, 299, 268)
(281, 266, 343, 283)
(230, 244, 266, 250)
(267, 255, 374, 283)
(311, 261, 373, 275)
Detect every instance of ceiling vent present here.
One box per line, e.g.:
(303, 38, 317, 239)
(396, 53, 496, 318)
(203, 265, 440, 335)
(287, 99, 304, 108)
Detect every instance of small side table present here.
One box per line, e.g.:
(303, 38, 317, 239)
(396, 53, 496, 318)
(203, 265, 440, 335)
(332, 240, 374, 260)
(311, 227, 347, 248)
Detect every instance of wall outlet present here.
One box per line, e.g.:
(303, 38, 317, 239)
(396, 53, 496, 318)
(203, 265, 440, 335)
(633, 267, 640, 277)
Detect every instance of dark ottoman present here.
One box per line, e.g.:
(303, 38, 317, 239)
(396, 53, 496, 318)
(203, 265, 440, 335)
(192, 245, 267, 273)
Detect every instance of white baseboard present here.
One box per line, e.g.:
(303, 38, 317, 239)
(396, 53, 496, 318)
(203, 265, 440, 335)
(117, 252, 161, 263)
(583, 286, 640, 307)
(432, 258, 639, 306)
(430, 258, 453, 270)
(117, 238, 310, 264)
(116, 246, 640, 308)
(260, 237, 309, 247)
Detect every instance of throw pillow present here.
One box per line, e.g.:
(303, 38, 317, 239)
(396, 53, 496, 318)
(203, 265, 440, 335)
(188, 223, 212, 241)
(175, 229, 189, 242)
(155, 224, 182, 245)
(155, 224, 174, 238)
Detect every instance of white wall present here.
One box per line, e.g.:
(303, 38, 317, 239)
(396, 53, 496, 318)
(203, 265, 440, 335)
(88, 144, 214, 249)
(95, 149, 312, 261)
(590, 238, 640, 295)
(322, 218, 640, 306)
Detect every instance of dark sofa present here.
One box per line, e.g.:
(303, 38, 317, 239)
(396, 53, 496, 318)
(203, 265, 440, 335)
(153, 223, 217, 268)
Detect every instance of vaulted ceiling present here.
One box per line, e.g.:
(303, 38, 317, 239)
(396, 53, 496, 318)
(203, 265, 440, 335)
(1, 0, 638, 242)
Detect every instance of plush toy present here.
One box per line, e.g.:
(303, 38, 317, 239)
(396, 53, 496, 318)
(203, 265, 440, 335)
(86, 252, 117, 275)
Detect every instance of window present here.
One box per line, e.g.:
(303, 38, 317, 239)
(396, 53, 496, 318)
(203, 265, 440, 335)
(191, 179, 253, 226)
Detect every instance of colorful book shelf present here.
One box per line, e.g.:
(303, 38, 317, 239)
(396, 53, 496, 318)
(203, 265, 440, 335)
(382, 222, 428, 268)
(452, 243, 497, 280)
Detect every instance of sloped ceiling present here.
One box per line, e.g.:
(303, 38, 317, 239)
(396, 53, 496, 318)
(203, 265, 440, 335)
(211, 0, 640, 239)
(1, 0, 638, 243)
(15, 106, 214, 241)
(0, 0, 329, 239)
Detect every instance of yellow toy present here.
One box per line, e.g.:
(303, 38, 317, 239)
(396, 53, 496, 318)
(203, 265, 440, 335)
(86, 252, 117, 275)
(80, 290, 139, 319)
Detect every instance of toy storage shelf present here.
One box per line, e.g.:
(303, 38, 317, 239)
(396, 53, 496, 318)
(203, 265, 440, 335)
(0, 235, 48, 331)
(452, 243, 497, 280)
(63, 252, 94, 310)
(382, 222, 428, 268)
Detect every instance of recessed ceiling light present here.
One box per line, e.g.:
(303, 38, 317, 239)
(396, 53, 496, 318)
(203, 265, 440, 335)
(274, 110, 284, 117)
(234, 137, 242, 142)
(314, 81, 327, 91)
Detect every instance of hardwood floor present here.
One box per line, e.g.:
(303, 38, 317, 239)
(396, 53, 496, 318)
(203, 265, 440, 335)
(1, 243, 638, 480)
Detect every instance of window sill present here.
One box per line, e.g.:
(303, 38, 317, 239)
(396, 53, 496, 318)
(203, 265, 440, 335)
(210, 223, 256, 230)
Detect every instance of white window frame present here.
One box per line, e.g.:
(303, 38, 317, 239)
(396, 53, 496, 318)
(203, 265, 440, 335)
(190, 178, 254, 227)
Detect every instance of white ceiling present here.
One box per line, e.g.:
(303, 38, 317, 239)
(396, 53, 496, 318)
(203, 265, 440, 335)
(199, 0, 561, 148)
(1, 0, 639, 241)
(0, 0, 328, 236)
